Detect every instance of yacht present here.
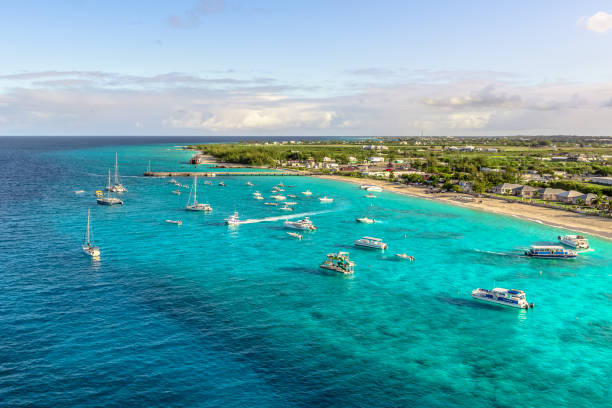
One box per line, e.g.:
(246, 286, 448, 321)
(225, 212, 241, 226)
(524, 245, 577, 259)
(356, 217, 376, 224)
(319, 196, 333, 203)
(106, 153, 128, 193)
(471, 287, 532, 309)
(354, 236, 388, 250)
(302, 190, 313, 196)
(97, 169, 124, 205)
(185, 175, 212, 211)
(284, 217, 317, 231)
(82, 209, 100, 257)
(558, 235, 589, 249)
(320, 252, 355, 275)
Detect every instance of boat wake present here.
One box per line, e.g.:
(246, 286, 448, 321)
(474, 249, 515, 257)
(240, 210, 334, 224)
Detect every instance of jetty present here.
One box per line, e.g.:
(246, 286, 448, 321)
(144, 171, 309, 177)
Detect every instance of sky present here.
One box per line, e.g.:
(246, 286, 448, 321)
(1, 0, 612, 136)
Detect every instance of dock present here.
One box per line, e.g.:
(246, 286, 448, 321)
(144, 171, 310, 177)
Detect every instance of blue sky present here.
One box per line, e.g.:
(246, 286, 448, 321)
(1, 0, 612, 136)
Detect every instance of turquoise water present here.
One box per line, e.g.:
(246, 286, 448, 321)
(1, 137, 610, 407)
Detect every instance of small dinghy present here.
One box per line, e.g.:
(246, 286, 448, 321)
(395, 253, 414, 261)
(166, 219, 183, 226)
(287, 232, 302, 240)
(264, 202, 278, 206)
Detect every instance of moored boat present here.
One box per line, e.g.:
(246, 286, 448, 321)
(471, 287, 532, 309)
(106, 153, 128, 193)
(271, 194, 286, 200)
(356, 217, 376, 224)
(558, 235, 589, 249)
(218, 182, 226, 186)
(320, 252, 355, 275)
(287, 232, 302, 240)
(166, 219, 183, 226)
(301, 190, 312, 196)
(319, 196, 333, 203)
(185, 175, 212, 211)
(284, 217, 317, 231)
(97, 169, 124, 205)
(354, 236, 387, 250)
(365, 193, 376, 198)
(524, 245, 577, 259)
(279, 205, 293, 211)
(172, 189, 181, 195)
(395, 253, 414, 260)
(264, 202, 278, 206)
(82, 209, 100, 257)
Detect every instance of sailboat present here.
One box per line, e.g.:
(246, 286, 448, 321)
(82, 209, 100, 257)
(106, 152, 127, 192)
(97, 169, 123, 205)
(185, 175, 212, 211)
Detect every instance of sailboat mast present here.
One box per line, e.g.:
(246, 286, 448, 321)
(114, 153, 119, 184)
(193, 175, 198, 204)
(107, 169, 112, 197)
(86, 209, 91, 245)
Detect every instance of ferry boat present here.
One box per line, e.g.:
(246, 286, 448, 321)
(558, 235, 589, 249)
(354, 236, 387, 250)
(284, 217, 317, 231)
(301, 190, 313, 196)
(319, 252, 355, 275)
(471, 287, 532, 309)
(185, 175, 212, 211)
(524, 245, 577, 259)
(97, 169, 124, 205)
(225, 212, 241, 226)
(287, 232, 302, 240)
(319, 196, 333, 203)
(356, 217, 376, 224)
(106, 153, 128, 193)
(82, 209, 100, 257)
(166, 219, 182, 226)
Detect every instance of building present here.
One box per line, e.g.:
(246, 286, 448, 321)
(574, 193, 598, 205)
(538, 188, 566, 201)
(512, 185, 538, 198)
(369, 157, 385, 163)
(590, 177, 612, 186)
(555, 190, 583, 203)
(492, 183, 523, 194)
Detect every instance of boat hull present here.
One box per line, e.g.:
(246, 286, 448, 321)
(320, 264, 353, 274)
(354, 242, 387, 250)
(97, 198, 123, 205)
(82, 245, 100, 257)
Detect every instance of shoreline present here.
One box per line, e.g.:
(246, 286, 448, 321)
(312, 174, 612, 241)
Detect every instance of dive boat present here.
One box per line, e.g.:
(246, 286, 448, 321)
(319, 252, 355, 275)
(319, 196, 333, 203)
(524, 245, 577, 259)
(284, 217, 317, 231)
(225, 212, 241, 226)
(356, 217, 376, 224)
(166, 219, 183, 226)
(185, 175, 212, 211)
(354, 236, 388, 250)
(302, 190, 313, 196)
(287, 232, 302, 240)
(97, 169, 124, 205)
(365, 193, 376, 198)
(395, 253, 414, 261)
(82, 209, 101, 257)
(106, 153, 128, 193)
(471, 287, 532, 309)
(558, 235, 589, 249)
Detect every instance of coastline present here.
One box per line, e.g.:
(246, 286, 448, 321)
(312, 174, 612, 240)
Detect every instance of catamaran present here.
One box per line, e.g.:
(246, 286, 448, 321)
(185, 175, 212, 211)
(354, 236, 388, 250)
(82, 209, 100, 257)
(284, 217, 317, 231)
(524, 245, 577, 259)
(558, 235, 589, 249)
(106, 153, 127, 193)
(471, 287, 532, 309)
(320, 252, 355, 275)
(97, 169, 124, 205)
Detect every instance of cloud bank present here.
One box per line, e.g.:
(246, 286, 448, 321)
(582, 11, 612, 33)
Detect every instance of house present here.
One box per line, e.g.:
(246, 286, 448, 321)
(556, 190, 583, 203)
(573, 193, 598, 205)
(492, 183, 523, 194)
(340, 166, 358, 172)
(369, 157, 385, 163)
(512, 185, 538, 198)
(347, 156, 358, 163)
(591, 177, 612, 186)
(538, 188, 566, 201)
(458, 181, 472, 193)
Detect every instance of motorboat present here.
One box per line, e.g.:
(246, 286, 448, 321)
(271, 194, 286, 200)
(365, 193, 376, 198)
(264, 202, 278, 206)
(225, 212, 241, 226)
(354, 236, 387, 250)
(319, 196, 333, 203)
(558, 235, 589, 249)
(320, 252, 355, 275)
(279, 205, 294, 211)
(218, 182, 226, 186)
(395, 253, 414, 260)
(284, 217, 317, 231)
(356, 217, 375, 223)
(172, 189, 181, 195)
(287, 232, 302, 240)
(302, 190, 313, 196)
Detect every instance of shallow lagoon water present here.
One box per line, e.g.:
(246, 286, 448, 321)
(1, 137, 610, 407)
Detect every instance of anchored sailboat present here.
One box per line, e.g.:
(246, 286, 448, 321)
(106, 152, 127, 192)
(97, 169, 123, 205)
(185, 175, 212, 211)
(82, 209, 100, 257)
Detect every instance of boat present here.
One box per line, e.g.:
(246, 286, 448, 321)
(365, 193, 376, 198)
(287, 194, 297, 198)
(287, 232, 302, 240)
(366, 186, 383, 192)
(219, 182, 226, 187)
(395, 253, 414, 260)
(319, 196, 333, 203)
(354, 236, 388, 250)
(284, 201, 298, 205)
(302, 190, 313, 196)
(204, 181, 213, 185)
(246, 182, 254, 186)
(279, 205, 294, 211)
(356, 217, 376, 223)
(97, 169, 124, 205)
(169, 178, 178, 184)
(264, 202, 278, 206)
(471, 287, 532, 309)
(225, 212, 241, 226)
(82, 209, 100, 257)
(284, 217, 317, 231)
(524, 245, 577, 259)
(278, 183, 285, 187)
(172, 189, 181, 195)
(106, 153, 128, 192)
(185, 175, 212, 211)
(254, 195, 264, 200)
(74, 190, 86, 194)
(319, 252, 355, 275)
(558, 235, 589, 249)
(287, 185, 295, 188)
(271, 194, 286, 200)
(166, 219, 183, 226)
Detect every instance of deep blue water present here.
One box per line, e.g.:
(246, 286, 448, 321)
(0, 136, 610, 407)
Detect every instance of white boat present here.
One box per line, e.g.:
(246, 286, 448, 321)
(271, 194, 286, 200)
(172, 189, 181, 195)
(204, 181, 213, 185)
(356, 217, 376, 224)
(219, 182, 226, 186)
(246, 182, 254, 186)
(74, 190, 86, 194)
(106, 153, 128, 193)
(284, 202, 297, 205)
(319, 196, 333, 203)
(287, 194, 297, 198)
(320, 252, 355, 275)
(225, 212, 241, 226)
(278, 183, 285, 187)
(471, 287, 532, 309)
(284, 217, 317, 231)
(97, 169, 124, 205)
(524, 245, 577, 259)
(166, 219, 183, 226)
(82, 209, 100, 257)
(302, 190, 313, 196)
(558, 235, 589, 249)
(366, 186, 383, 192)
(279, 205, 294, 211)
(169, 178, 178, 184)
(264, 202, 278, 206)
(395, 253, 414, 260)
(254, 195, 264, 200)
(287, 232, 302, 240)
(354, 236, 388, 250)
(364, 193, 376, 198)
(185, 175, 212, 211)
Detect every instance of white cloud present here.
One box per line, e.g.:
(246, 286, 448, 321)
(584, 11, 612, 33)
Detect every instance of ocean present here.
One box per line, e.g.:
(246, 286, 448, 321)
(0, 136, 610, 407)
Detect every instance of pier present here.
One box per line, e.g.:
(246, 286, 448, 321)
(144, 171, 310, 177)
